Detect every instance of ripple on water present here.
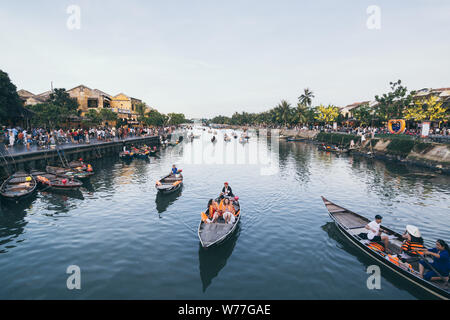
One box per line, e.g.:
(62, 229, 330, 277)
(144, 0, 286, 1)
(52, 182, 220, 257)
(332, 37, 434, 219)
(0, 133, 448, 299)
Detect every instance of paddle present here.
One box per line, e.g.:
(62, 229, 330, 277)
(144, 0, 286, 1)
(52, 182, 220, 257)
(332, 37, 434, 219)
(415, 250, 449, 287)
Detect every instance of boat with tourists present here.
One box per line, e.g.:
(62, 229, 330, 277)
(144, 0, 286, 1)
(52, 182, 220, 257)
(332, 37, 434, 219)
(321, 197, 449, 300)
(198, 195, 241, 248)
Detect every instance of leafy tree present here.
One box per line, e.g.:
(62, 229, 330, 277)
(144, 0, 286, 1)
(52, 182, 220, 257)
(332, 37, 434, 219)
(374, 80, 414, 121)
(99, 108, 118, 122)
(48, 88, 79, 114)
(298, 88, 314, 107)
(352, 103, 373, 126)
(274, 100, 293, 126)
(0, 69, 23, 121)
(29, 103, 68, 128)
(167, 113, 186, 125)
(404, 95, 449, 122)
(315, 105, 340, 123)
(83, 109, 102, 126)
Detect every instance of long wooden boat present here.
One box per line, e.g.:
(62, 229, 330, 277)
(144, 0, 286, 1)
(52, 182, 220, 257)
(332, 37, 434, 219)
(46, 166, 92, 180)
(198, 197, 241, 248)
(119, 150, 134, 160)
(31, 170, 82, 191)
(321, 197, 449, 300)
(287, 137, 307, 142)
(318, 144, 349, 153)
(0, 172, 37, 202)
(155, 173, 183, 194)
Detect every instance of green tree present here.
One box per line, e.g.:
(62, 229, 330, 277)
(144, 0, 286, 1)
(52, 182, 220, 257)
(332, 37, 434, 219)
(298, 88, 314, 107)
(48, 88, 79, 114)
(0, 69, 23, 122)
(352, 103, 373, 126)
(274, 100, 293, 126)
(315, 104, 340, 123)
(167, 113, 186, 125)
(374, 80, 414, 121)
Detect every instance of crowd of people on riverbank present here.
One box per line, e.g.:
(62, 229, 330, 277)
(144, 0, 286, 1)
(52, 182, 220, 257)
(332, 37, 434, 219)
(0, 125, 176, 151)
(253, 124, 450, 139)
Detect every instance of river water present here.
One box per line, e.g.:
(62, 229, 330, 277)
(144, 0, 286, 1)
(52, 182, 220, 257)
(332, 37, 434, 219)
(0, 128, 449, 299)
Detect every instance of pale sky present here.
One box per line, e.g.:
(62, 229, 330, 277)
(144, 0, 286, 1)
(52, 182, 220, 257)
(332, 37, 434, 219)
(1, 0, 449, 118)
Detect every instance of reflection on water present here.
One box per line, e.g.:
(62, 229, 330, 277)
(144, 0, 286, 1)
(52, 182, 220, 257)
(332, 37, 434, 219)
(0, 129, 448, 299)
(155, 187, 183, 214)
(0, 197, 34, 253)
(199, 225, 240, 292)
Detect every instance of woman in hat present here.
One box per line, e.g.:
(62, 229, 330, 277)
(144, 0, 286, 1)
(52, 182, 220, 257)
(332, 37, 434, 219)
(401, 225, 426, 256)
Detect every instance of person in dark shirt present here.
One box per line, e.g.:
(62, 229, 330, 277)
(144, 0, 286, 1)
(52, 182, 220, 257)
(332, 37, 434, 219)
(419, 239, 450, 282)
(220, 182, 234, 199)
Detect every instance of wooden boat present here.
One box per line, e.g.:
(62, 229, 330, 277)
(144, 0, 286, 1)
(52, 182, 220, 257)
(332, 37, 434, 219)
(31, 170, 82, 191)
(68, 160, 94, 173)
(318, 144, 349, 153)
(0, 172, 37, 202)
(155, 173, 183, 194)
(46, 166, 92, 180)
(135, 148, 150, 159)
(287, 137, 307, 142)
(119, 150, 134, 160)
(198, 197, 241, 248)
(321, 197, 450, 300)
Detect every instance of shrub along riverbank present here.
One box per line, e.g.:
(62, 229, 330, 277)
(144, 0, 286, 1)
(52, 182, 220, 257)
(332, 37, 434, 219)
(273, 130, 450, 172)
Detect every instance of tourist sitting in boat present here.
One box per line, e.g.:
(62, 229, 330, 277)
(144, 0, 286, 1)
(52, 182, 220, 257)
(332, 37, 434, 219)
(219, 182, 234, 199)
(401, 225, 426, 257)
(419, 239, 450, 282)
(202, 199, 220, 224)
(365, 215, 391, 253)
(222, 198, 236, 224)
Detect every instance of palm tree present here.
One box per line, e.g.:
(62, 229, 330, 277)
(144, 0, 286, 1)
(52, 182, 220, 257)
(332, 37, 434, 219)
(295, 103, 308, 125)
(275, 100, 292, 127)
(298, 88, 315, 107)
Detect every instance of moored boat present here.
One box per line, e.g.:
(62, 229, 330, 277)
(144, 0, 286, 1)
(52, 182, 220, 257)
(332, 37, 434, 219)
(287, 137, 307, 142)
(321, 197, 449, 300)
(46, 165, 92, 180)
(155, 173, 183, 194)
(119, 150, 134, 160)
(0, 172, 37, 202)
(318, 144, 349, 153)
(31, 170, 82, 191)
(198, 196, 241, 248)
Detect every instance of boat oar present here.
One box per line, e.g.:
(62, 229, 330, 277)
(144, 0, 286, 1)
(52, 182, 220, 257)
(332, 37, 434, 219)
(414, 250, 449, 287)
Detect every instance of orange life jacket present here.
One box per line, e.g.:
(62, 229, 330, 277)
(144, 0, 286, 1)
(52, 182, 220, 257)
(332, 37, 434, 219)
(368, 242, 385, 253)
(386, 254, 413, 271)
(401, 240, 425, 256)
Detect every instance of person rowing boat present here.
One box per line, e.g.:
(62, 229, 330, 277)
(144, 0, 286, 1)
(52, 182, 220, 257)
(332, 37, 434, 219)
(219, 182, 234, 199)
(419, 239, 450, 283)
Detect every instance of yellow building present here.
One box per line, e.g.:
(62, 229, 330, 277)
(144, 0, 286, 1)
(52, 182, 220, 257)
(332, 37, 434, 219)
(110, 93, 142, 124)
(19, 85, 152, 125)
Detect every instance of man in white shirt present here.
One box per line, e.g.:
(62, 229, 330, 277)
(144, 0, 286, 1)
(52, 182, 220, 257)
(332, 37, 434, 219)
(365, 215, 391, 252)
